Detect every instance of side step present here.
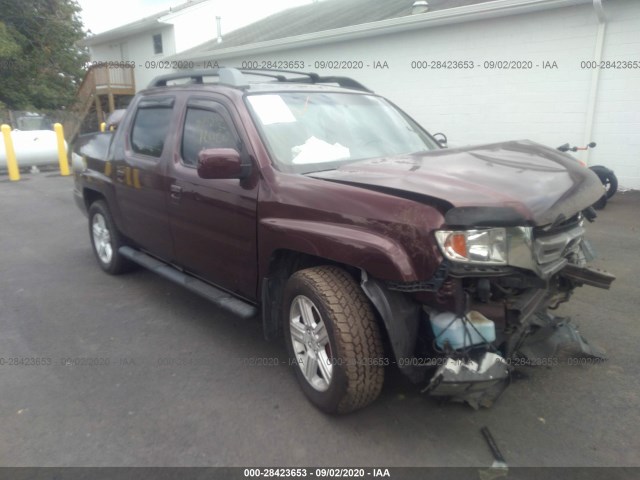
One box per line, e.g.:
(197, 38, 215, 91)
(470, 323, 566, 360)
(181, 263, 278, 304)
(119, 246, 258, 319)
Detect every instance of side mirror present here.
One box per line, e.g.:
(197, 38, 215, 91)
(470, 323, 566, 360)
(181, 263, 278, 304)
(588, 142, 597, 148)
(433, 132, 448, 148)
(197, 148, 249, 179)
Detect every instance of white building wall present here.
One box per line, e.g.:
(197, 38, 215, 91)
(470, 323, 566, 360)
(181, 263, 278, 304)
(89, 25, 175, 89)
(164, 2, 219, 53)
(590, 2, 640, 191)
(188, 1, 639, 189)
(85, 0, 313, 94)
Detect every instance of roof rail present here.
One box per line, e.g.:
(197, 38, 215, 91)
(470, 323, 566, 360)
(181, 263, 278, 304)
(147, 67, 372, 92)
(148, 68, 248, 88)
(311, 75, 372, 92)
(239, 69, 372, 92)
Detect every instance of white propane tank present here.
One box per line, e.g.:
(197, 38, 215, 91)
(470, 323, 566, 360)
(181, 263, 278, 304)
(0, 129, 65, 168)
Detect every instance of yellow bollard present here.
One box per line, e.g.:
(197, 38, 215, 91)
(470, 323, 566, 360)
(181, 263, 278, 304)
(1, 124, 20, 181)
(100, 122, 106, 132)
(53, 123, 70, 176)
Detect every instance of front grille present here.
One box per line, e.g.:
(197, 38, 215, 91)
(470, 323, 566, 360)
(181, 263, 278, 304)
(533, 221, 584, 265)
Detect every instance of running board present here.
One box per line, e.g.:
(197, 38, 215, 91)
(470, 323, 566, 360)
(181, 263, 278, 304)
(119, 246, 258, 319)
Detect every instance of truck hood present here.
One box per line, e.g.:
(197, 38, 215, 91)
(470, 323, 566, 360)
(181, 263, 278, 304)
(308, 140, 604, 227)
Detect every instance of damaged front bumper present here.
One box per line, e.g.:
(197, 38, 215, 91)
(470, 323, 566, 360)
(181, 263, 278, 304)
(421, 220, 615, 407)
(422, 352, 510, 409)
(419, 312, 608, 409)
(362, 214, 615, 410)
(515, 312, 607, 362)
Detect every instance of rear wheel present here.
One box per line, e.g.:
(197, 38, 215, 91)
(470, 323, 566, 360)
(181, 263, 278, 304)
(283, 266, 385, 414)
(88, 200, 134, 274)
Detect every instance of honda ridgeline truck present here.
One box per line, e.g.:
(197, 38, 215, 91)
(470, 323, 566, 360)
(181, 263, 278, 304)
(72, 69, 615, 413)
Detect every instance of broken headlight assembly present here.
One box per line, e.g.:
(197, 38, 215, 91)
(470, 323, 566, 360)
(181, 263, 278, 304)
(435, 228, 509, 264)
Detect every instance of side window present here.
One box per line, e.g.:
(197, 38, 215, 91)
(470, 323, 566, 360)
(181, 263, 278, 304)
(131, 106, 173, 158)
(181, 107, 237, 167)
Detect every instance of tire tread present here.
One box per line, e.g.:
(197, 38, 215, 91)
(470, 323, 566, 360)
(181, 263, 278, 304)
(292, 266, 384, 413)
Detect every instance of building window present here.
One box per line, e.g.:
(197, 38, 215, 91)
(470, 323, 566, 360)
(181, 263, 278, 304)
(152, 33, 163, 54)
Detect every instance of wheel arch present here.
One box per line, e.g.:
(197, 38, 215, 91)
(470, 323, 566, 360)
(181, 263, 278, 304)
(260, 249, 426, 383)
(83, 187, 105, 210)
(82, 184, 126, 234)
(260, 249, 360, 342)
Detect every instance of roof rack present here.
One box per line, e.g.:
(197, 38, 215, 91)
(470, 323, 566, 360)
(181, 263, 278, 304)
(239, 69, 372, 92)
(148, 68, 249, 88)
(148, 67, 372, 92)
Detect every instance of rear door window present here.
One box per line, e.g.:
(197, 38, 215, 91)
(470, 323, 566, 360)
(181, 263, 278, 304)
(130, 96, 174, 158)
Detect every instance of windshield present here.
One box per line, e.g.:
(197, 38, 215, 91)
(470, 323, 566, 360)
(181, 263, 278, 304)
(246, 92, 439, 173)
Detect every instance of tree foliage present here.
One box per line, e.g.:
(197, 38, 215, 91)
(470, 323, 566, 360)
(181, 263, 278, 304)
(0, 0, 89, 110)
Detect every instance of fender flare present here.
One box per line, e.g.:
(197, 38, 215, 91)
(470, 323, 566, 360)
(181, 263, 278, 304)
(360, 271, 426, 383)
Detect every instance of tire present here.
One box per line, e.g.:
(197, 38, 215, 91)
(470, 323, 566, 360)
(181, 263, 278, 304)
(283, 266, 385, 414)
(592, 194, 607, 210)
(88, 200, 134, 274)
(590, 165, 618, 199)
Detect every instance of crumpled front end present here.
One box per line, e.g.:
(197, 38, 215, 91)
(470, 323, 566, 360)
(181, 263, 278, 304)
(363, 208, 615, 409)
(431, 209, 613, 407)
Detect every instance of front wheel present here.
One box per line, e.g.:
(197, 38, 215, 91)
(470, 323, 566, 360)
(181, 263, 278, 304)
(283, 266, 385, 414)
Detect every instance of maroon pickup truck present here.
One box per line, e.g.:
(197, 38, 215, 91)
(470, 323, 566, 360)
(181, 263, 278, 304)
(72, 68, 614, 413)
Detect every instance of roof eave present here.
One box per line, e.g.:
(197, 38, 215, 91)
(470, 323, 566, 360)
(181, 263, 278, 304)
(169, 0, 591, 61)
(81, 19, 172, 47)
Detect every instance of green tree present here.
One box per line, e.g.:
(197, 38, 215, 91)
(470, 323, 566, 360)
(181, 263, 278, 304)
(0, 0, 88, 110)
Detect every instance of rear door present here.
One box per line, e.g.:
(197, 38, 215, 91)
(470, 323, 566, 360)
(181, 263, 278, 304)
(167, 95, 259, 300)
(113, 94, 177, 260)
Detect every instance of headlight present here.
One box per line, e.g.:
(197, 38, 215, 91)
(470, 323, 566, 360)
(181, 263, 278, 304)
(435, 228, 507, 264)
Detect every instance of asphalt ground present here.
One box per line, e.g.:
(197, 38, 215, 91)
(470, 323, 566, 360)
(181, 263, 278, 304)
(0, 173, 639, 469)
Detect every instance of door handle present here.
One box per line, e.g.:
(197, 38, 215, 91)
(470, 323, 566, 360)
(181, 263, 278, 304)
(170, 184, 183, 200)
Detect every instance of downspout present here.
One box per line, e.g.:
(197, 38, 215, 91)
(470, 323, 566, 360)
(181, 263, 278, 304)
(582, 0, 607, 165)
(216, 16, 223, 44)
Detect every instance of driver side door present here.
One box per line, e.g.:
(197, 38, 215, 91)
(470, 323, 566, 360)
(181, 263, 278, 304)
(167, 96, 259, 300)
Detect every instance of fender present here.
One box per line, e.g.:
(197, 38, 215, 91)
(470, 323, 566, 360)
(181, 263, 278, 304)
(259, 219, 428, 377)
(73, 131, 126, 233)
(258, 218, 420, 343)
(75, 163, 124, 233)
(259, 218, 420, 282)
